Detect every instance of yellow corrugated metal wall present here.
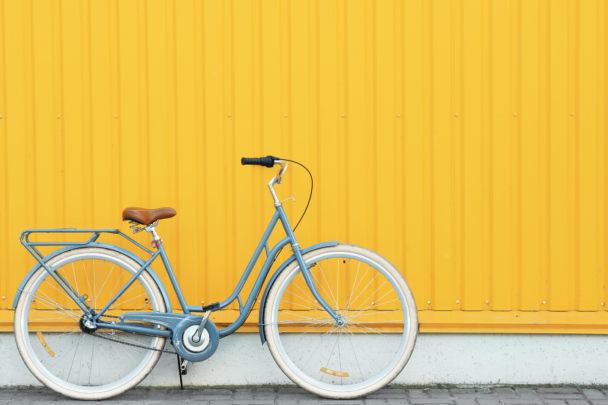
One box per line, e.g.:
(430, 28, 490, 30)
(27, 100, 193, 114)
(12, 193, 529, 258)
(0, 0, 607, 333)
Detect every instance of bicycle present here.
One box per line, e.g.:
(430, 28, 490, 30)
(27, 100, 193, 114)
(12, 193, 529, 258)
(13, 156, 418, 400)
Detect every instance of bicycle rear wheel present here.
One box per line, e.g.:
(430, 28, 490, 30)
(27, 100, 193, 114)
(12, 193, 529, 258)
(264, 244, 418, 399)
(14, 247, 166, 400)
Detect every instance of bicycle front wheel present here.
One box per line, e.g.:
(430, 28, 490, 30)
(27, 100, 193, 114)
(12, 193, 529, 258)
(14, 247, 167, 400)
(264, 244, 418, 399)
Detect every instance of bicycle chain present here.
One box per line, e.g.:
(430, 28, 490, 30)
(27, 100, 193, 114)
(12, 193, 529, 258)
(88, 314, 177, 355)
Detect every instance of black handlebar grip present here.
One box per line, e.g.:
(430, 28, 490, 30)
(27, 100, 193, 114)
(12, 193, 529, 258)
(240, 156, 278, 168)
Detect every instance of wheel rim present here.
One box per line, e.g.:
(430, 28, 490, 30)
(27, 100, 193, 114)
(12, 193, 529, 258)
(270, 252, 411, 393)
(18, 252, 163, 393)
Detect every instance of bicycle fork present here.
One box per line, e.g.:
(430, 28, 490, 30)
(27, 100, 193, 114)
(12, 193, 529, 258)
(276, 206, 342, 325)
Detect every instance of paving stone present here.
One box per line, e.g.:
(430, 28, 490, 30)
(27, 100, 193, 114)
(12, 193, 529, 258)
(428, 390, 452, 399)
(502, 400, 542, 405)
(280, 394, 320, 401)
(255, 391, 277, 400)
(201, 389, 233, 396)
(3, 387, 606, 405)
(538, 389, 580, 395)
(543, 400, 568, 405)
(584, 391, 606, 400)
(191, 389, 232, 401)
(515, 389, 541, 399)
(297, 399, 320, 405)
(276, 400, 298, 405)
(542, 395, 585, 400)
(22, 390, 56, 397)
(29, 401, 59, 405)
(365, 400, 389, 405)
(366, 389, 408, 399)
(115, 389, 151, 400)
(477, 399, 500, 405)
(191, 395, 232, 401)
(410, 399, 454, 404)
(453, 389, 492, 397)
(23, 394, 59, 402)
(452, 389, 492, 399)
(278, 392, 319, 400)
(454, 399, 476, 405)
(145, 399, 182, 405)
(257, 388, 276, 392)
(233, 388, 254, 399)
(409, 390, 430, 399)
(0, 391, 16, 400)
(493, 388, 517, 399)
(279, 388, 311, 396)
(149, 390, 189, 402)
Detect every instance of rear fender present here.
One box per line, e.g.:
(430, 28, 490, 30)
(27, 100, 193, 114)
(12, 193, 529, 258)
(258, 241, 339, 344)
(12, 242, 172, 312)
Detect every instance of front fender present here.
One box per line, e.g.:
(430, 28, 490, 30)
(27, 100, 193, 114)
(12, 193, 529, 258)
(12, 242, 172, 312)
(258, 241, 339, 344)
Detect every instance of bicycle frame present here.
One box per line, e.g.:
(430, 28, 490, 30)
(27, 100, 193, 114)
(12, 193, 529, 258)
(19, 168, 339, 340)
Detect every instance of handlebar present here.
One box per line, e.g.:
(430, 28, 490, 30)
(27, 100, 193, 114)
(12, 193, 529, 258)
(241, 156, 289, 206)
(240, 156, 279, 168)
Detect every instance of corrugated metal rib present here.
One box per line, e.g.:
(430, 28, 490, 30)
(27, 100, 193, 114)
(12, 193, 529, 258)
(0, 0, 607, 332)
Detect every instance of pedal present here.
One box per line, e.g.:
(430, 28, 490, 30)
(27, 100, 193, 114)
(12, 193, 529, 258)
(180, 359, 188, 375)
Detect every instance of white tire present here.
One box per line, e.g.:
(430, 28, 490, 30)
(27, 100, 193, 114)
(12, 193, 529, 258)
(14, 247, 166, 400)
(264, 244, 418, 399)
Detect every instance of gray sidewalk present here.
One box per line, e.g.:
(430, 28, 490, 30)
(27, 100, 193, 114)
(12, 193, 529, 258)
(1, 387, 608, 405)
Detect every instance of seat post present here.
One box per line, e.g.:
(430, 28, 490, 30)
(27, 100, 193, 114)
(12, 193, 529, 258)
(144, 222, 162, 246)
(149, 227, 161, 242)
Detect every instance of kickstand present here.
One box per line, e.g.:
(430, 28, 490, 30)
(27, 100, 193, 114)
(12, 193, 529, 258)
(176, 354, 184, 389)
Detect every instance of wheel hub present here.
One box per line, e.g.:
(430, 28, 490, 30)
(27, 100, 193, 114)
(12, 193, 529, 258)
(79, 315, 97, 334)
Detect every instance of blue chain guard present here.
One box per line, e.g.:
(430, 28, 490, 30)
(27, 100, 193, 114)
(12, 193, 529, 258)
(120, 312, 219, 362)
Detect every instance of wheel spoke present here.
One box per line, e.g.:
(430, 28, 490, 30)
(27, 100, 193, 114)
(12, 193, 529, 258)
(71, 263, 79, 297)
(344, 261, 362, 310)
(309, 270, 338, 310)
(18, 250, 165, 394)
(280, 299, 323, 311)
(348, 279, 390, 315)
(270, 251, 415, 393)
(347, 296, 400, 318)
(284, 289, 323, 310)
(108, 289, 146, 311)
(83, 260, 93, 303)
(347, 270, 381, 310)
(316, 262, 339, 309)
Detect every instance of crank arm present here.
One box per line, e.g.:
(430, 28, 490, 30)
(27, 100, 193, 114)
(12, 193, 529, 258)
(192, 311, 211, 343)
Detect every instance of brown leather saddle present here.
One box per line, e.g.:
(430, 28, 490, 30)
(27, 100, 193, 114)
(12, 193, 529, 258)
(122, 207, 176, 225)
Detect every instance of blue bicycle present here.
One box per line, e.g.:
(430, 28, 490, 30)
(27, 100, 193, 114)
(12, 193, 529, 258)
(13, 157, 418, 400)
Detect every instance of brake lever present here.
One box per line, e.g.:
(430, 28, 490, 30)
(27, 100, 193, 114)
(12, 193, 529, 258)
(275, 161, 288, 184)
